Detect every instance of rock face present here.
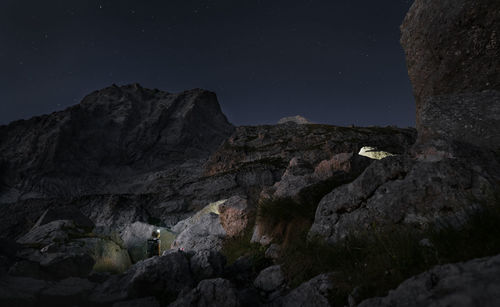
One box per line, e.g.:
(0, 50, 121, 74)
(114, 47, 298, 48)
(170, 200, 228, 252)
(205, 124, 416, 178)
(358, 254, 500, 307)
(219, 196, 251, 238)
(309, 150, 500, 243)
(171, 212, 227, 252)
(0, 84, 234, 201)
(401, 0, 500, 150)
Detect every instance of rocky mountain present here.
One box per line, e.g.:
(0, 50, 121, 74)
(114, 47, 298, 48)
(0, 83, 234, 202)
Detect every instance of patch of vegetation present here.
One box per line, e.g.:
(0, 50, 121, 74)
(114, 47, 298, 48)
(257, 172, 362, 227)
(93, 256, 128, 274)
(221, 227, 271, 274)
(279, 190, 500, 305)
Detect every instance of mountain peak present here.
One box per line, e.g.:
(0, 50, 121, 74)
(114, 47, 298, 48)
(277, 115, 312, 125)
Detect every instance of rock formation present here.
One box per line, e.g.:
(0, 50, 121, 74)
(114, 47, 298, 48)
(0, 83, 234, 202)
(310, 0, 500, 243)
(401, 0, 500, 151)
(2, 0, 499, 302)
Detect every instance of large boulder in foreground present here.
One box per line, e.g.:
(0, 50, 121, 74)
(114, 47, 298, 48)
(171, 200, 227, 252)
(272, 273, 333, 307)
(401, 0, 500, 151)
(90, 251, 194, 304)
(359, 254, 500, 307)
(309, 152, 500, 244)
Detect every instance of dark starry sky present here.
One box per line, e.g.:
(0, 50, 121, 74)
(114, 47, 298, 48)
(1, 0, 415, 127)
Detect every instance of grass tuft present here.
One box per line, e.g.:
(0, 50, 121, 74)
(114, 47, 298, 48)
(279, 190, 500, 305)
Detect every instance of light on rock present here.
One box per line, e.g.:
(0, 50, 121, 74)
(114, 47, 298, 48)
(358, 146, 395, 160)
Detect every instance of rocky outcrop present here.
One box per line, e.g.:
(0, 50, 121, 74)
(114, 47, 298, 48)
(205, 124, 416, 178)
(309, 150, 500, 243)
(309, 0, 500, 244)
(253, 265, 286, 295)
(171, 213, 226, 252)
(0, 84, 234, 201)
(401, 0, 500, 151)
(170, 200, 228, 252)
(358, 254, 500, 307)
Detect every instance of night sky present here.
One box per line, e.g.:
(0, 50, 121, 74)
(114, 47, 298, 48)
(1, 0, 415, 127)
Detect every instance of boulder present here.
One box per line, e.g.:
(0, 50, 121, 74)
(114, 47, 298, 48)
(90, 251, 194, 304)
(416, 91, 500, 153)
(272, 273, 333, 307)
(223, 256, 256, 288)
(219, 196, 251, 238)
(168, 278, 241, 307)
(190, 249, 226, 281)
(309, 154, 497, 244)
(401, 0, 500, 150)
(171, 200, 226, 234)
(265, 244, 281, 260)
(358, 254, 500, 307)
(253, 265, 286, 293)
(171, 212, 226, 252)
